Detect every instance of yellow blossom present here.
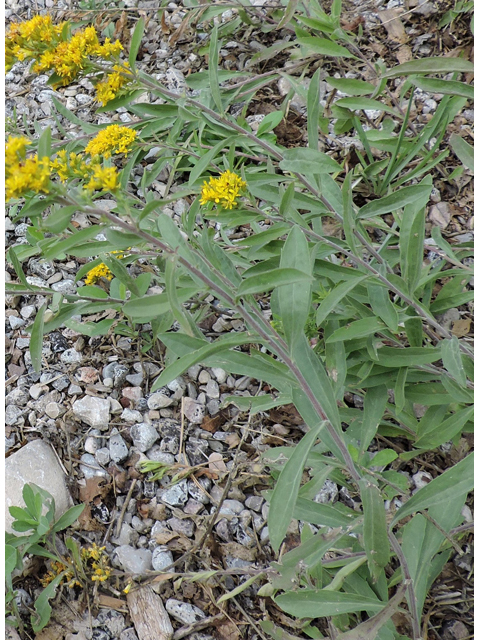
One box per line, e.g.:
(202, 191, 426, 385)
(94, 62, 133, 106)
(84, 263, 113, 285)
(84, 165, 119, 192)
(85, 125, 137, 159)
(5, 136, 51, 200)
(200, 170, 247, 209)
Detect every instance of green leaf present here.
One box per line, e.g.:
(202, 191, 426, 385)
(30, 303, 47, 373)
(316, 276, 368, 326)
(335, 97, 397, 116)
(409, 76, 474, 100)
(358, 184, 431, 218)
(279, 148, 342, 175)
(257, 110, 285, 136)
(360, 386, 388, 452)
(268, 421, 325, 553)
(414, 405, 473, 449)
(375, 347, 441, 367)
(50, 503, 85, 534)
(129, 17, 145, 71)
(368, 449, 398, 468)
(297, 37, 356, 58)
(307, 68, 321, 149)
(5, 545, 18, 576)
(400, 201, 426, 294)
(394, 368, 408, 413)
(382, 57, 474, 77)
(292, 334, 342, 431)
(367, 281, 398, 332)
(325, 77, 376, 96)
(189, 137, 235, 185)
(43, 205, 77, 233)
(441, 337, 467, 387)
(37, 126, 52, 159)
(326, 317, 386, 343)
(217, 573, 264, 604)
(391, 452, 473, 526)
(275, 590, 385, 618)
(237, 268, 313, 297)
(122, 287, 199, 320)
(293, 498, 358, 527)
(449, 133, 474, 172)
(164, 255, 202, 339)
(209, 25, 224, 113)
(342, 171, 358, 256)
(102, 254, 140, 297)
(151, 333, 257, 392)
(7, 246, 29, 287)
(360, 478, 390, 581)
(31, 571, 66, 632)
(278, 226, 312, 349)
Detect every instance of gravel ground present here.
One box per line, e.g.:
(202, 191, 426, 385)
(5, 1, 473, 639)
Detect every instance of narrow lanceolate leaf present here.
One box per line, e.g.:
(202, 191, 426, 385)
(279, 148, 342, 175)
(278, 226, 312, 349)
(414, 405, 474, 450)
(399, 202, 426, 295)
(209, 25, 224, 114)
(275, 590, 385, 618)
(391, 452, 473, 526)
(268, 422, 324, 553)
(30, 303, 47, 373)
(217, 573, 264, 604)
(128, 18, 145, 71)
(326, 317, 386, 343)
(325, 76, 376, 96)
(360, 386, 388, 453)
(450, 134, 474, 172)
(358, 184, 432, 218)
(409, 77, 474, 100)
(441, 337, 467, 387)
(307, 68, 321, 149)
(382, 57, 474, 78)
(360, 478, 390, 581)
(151, 332, 256, 391)
(237, 268, 313, 297)
(335, 97, 396, 116)
(342, 171, 358, 256)
(297, 37, 357, 59)
(367, 281, 398, 332)
(316, 276, 368, 326)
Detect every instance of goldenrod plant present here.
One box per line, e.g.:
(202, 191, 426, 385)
(5, 9, 473, 639)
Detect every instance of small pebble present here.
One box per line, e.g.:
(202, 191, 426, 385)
(165, 599, 206, 625)
(152, 546, 174, 571)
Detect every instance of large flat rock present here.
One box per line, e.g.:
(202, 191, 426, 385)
(5, 440, 73, 534)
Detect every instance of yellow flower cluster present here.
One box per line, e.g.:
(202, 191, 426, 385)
(6, 16, 129, 100)
(85, 125, 137, 159)
(81, 543, 112, 583)
(95, 62, 133, 106)
(50, 149, 119, 193)
(85, 166, 119, 192)
(84, 263, 114, 285)
(5, 135, 50, 201)
(200, 170, 247, 209)
(39, 544, 112, 589)
(5, 15, 65, 72)
(39, 559, 81, 589)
